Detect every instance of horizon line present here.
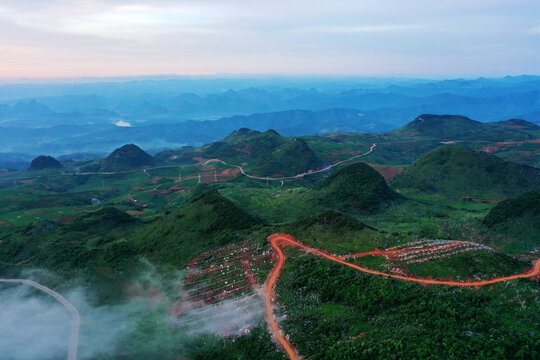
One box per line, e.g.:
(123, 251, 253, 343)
(0, 73, 539, 85)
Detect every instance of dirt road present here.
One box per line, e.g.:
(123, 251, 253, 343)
(265, 233, 540, 359)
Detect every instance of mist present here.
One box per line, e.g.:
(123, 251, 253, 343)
(0, 263, 267, 359)
(0, 280, 143, 360)
(176, 293, 265, 337)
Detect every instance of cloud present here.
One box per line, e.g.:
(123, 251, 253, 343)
(0, 282, 142, 360)
(0, 261, 270, 359)
(0, 0, 539, 77)
(0, 2, 218, 40)
(175, 293, 265, 337)
(301, 24, 424, 34)
(0, 263, 182, 360)
(529, 25, 540, 34)
(115, 120, 132, 127)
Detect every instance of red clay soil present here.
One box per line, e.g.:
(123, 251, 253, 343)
(126, 210, 146, 216)
(169, 185, 189, 190)
(462, 195, 501, 204)
(0, 220, 14, 228)
(366, 163, 405, 180)
(57, 216, 77, 224)
(192, 156, 211, 164)
(265, 233, 540, 360)
(177, 242, 273, 316)
(235, 143, 252, 157)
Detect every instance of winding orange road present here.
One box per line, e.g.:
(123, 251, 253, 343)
(264, 233, 540, 360)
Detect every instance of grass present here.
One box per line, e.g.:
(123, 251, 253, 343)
(402, 250, 531, 281)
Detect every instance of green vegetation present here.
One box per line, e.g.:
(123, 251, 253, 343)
(481, 190, 540, 251)
(276, 211, 398, 255)
(483, 190, 540, 227)
(251, 138, 323, 177)
(394, 114, 529, 141)
(132, 190, 261, 267)
(276, 253, 540, 360)
(391, 145, 540, 199)
(493, 118, 539, 131)
(402, 250, 530, 280)
(106, 319, 285, 360)
(204, 128, 285, 160)
(0, 190, 260, 273)
(314, 162, 400, 212)
(154, 146, 199, 164)
(204, 129, 324, 177)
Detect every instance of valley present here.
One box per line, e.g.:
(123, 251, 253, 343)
(0, 114, 539, 359)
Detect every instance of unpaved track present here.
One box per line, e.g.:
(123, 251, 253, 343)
(205, 144, 376, 182)
(0, 279, 80, 360)
(265, 233, 540, 360)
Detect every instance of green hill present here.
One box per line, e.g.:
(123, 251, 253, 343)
(250, 138, 323, 176)
(391, 145, 540, 199)
(292, 210, 370, 232)
(101, 144, 155, 172)
(314, 162, 400, 212)
(154, 146, 198, 164)
(0, 207, 140, 272)
(482, 190, 540, 251)
(203, 128, 324, 177)
(132, 190, 261, 266)
(484, 190, 540, 228)
(69, 206, 137, 231)
(0, 191, 261, 271)
(28, 155, 63, 170)
(203, 128, 284, 159)
(394, 114, 526, 141)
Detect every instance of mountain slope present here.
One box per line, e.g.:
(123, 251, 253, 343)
(314, 162, 400, 212)
(28, 155, 63, 170)
(391, 145, 540, 198)
(394, 114, 528, 141)
(101, 144, 155, 172)
(483, 190, 540, 228)
(132, 190, 261, 266)
(203, 128, 324, 177)
(482, 190, 540, 251)
(0, 191, 261, 271)
(492, 118, 539, 131)
(250, 138, 323, 177)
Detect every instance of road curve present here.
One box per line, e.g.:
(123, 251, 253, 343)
(0, 279, 80, 360)
(205, 144, 376, 182)
(265, 233, 540, 360)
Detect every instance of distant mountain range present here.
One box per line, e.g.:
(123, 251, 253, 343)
(3, 110, 539, 170)
(0, 76, 538, 166)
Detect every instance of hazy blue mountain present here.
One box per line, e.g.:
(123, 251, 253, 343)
(0, 76, 538, 159)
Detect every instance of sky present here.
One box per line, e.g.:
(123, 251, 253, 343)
(0, 0, 539, 79)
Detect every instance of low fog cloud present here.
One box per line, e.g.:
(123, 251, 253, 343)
(176, 293, 265, 337)
(0, 263, 267, 359)
(0, 281, 143, 360)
